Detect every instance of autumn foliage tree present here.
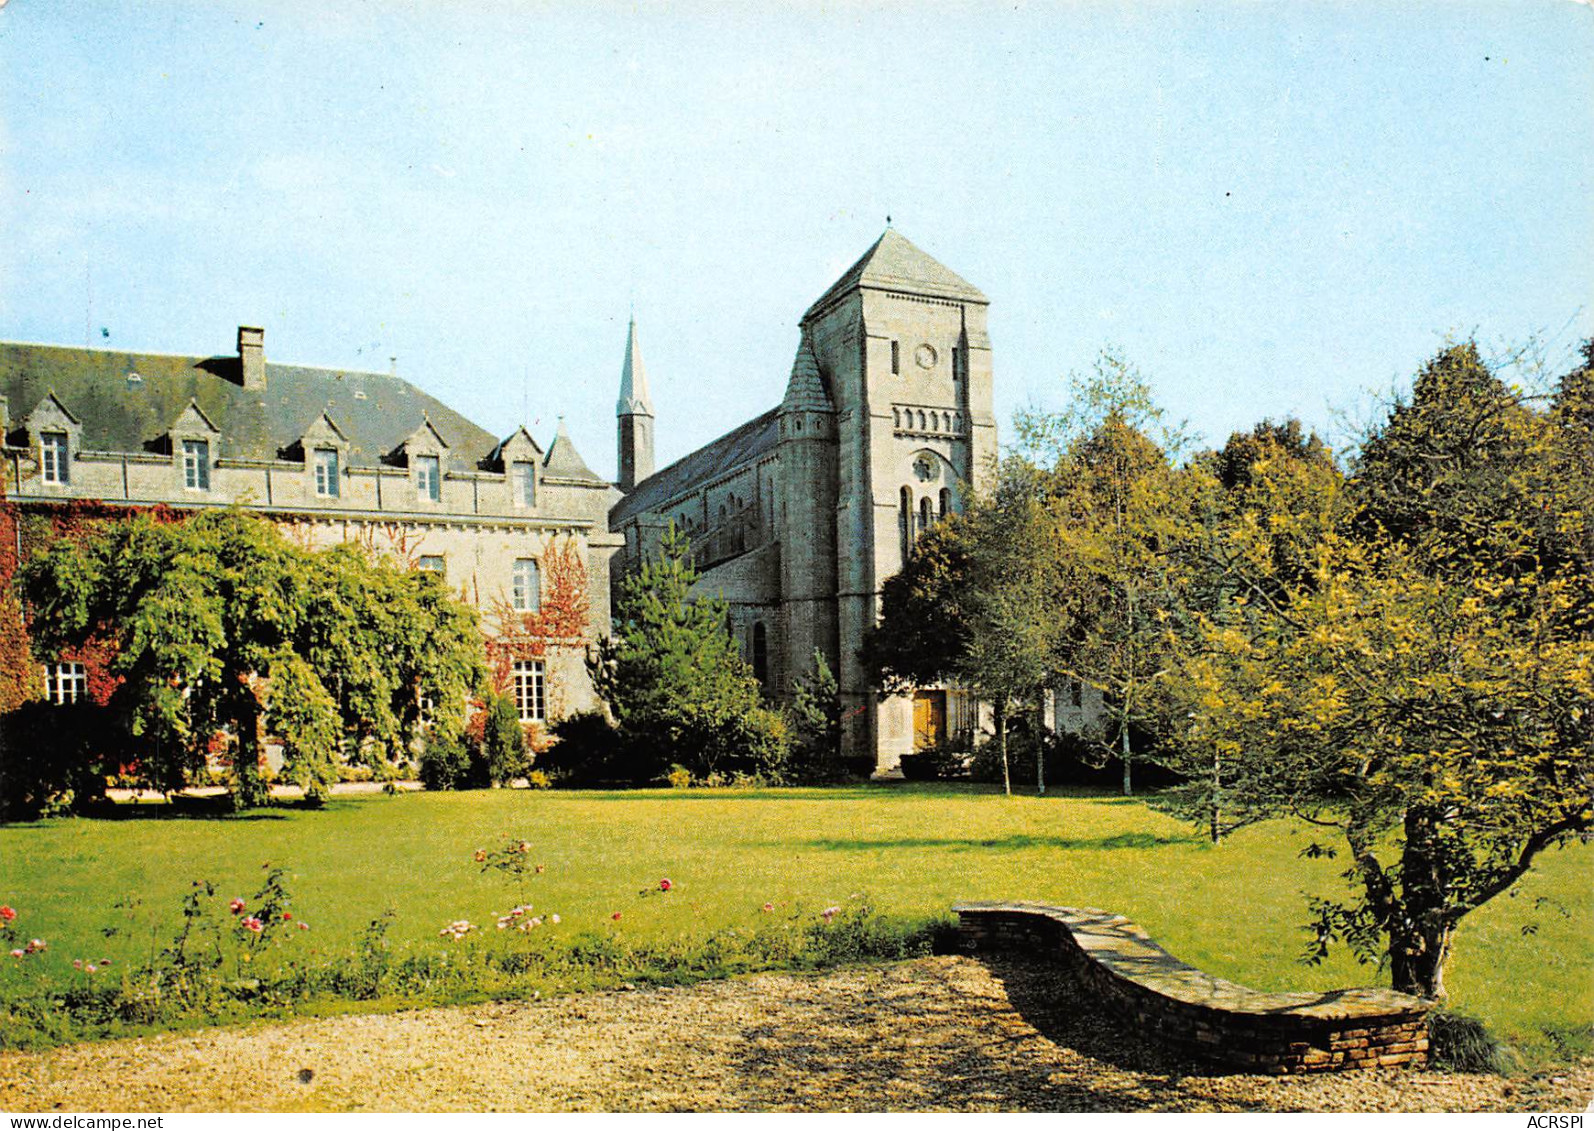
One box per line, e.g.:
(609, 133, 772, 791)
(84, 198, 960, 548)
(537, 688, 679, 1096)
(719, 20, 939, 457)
(1160, 342, 1593, 998)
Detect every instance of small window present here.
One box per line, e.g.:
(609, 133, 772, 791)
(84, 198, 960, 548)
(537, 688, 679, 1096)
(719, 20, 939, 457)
(182, 439, 210, 490)
(512, 660, 545, 723)
(45, 662, 86, 705)
(890, 340, 900, 375)
(939, 488, 952, 521)
(415, 454, 441, 502)
(314, 448, 340, 498)
(417, 555, 445, 573)
(951, 345, 960, 381)
(900, 487, 913, 559)
(512, 461, 536, 508)
(917, 496, 932, 536)
(1070, 680, 1083, 709)
(752, 622, 768, 685)
(40, 432, 69, 485)
(512, 558, 540, 612)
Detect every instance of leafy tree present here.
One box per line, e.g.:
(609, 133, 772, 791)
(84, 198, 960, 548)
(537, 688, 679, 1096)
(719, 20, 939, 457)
(18, 509, 484, 807)
(589, 526, 787, 782)
(864, 466, 1068, 795)
(1151, 422, 1345, 841)
(1159, 344, 1593, 997)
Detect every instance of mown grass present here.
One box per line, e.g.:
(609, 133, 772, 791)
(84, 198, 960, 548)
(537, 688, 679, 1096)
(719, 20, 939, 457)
(1, 784, 1588, 1059)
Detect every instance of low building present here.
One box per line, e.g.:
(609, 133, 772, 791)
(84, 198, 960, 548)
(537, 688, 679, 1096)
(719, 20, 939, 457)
(0, 327, 620, 738)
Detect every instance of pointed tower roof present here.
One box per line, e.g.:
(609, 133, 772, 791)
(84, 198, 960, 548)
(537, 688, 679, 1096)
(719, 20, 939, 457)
(616, 317, 654, 417)
(803, 229, 987, 320)
(544, 417, 603, 481)
(780, 334, 832, 413)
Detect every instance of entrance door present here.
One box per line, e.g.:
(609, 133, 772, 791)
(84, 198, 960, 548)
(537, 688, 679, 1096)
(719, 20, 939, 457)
(912, 690, 947, 751)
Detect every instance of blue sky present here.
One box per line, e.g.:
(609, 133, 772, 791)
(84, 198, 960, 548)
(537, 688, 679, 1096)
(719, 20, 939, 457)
(2, 0, 1590, 479)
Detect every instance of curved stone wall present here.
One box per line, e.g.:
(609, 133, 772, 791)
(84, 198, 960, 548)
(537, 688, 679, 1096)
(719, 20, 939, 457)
(953, 901, 1431, 1074)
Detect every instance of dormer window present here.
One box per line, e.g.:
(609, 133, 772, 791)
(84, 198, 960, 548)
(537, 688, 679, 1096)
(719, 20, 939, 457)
(40, 432, 69, 485)
(415, 455, 441, 502)
(314, 448, 340, 497)
(512, 461, 536, 507)
(182, 440, 211, 491)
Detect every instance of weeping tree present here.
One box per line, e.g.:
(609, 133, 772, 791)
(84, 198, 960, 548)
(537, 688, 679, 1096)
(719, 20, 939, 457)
(19, 508, 483, 807)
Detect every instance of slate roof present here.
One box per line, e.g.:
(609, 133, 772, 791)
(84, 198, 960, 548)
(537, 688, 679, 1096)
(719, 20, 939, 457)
(803, 229, 987, 320)
(609, 407, 779, 525)
(781, 336, 832, 413)
(0, 340, 603, 481)
(544, 417, 602, 481)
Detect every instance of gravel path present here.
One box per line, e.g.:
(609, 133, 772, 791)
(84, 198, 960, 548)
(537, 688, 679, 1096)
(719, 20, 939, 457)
(1, 956, 1589, 1113)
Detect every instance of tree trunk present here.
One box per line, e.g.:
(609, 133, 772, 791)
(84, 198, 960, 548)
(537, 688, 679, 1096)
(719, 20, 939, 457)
(1120, 721, 1132, 796)
(1035, 698, 1046, 797)
(233, 676, 271, 809)
(1388, 923, 1453, 999)
(994, 698, 1011, 796)
(1388, 806, 1454, 998)
(1209, 750, 1222, 844)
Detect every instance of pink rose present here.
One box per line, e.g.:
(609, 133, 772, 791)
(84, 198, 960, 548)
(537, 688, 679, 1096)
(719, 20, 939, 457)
(229, 898, 246, 915)
(8, 949, 22, 959)
(242, 917, 264, 933)
(658, 878, 673, 892)
(611, 912, 622, 921)
(762, 902, 775, 913)
(298, 922, 310, 931)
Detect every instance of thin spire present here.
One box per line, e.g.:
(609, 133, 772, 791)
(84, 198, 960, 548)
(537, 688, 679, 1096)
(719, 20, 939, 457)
(616, 316, 654, 417)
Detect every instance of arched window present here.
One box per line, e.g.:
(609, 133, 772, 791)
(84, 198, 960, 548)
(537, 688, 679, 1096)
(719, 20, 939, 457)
(917, 496, 932, 536)
(900, 487, 913, 559)
(752, 622, 768, 685)
(939, 488, 952, 521)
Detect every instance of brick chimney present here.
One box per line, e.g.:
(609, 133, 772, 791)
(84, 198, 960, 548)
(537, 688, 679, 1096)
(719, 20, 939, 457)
(238, 326, 266, 391)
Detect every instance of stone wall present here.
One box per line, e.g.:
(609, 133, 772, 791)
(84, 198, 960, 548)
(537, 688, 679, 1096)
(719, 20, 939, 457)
(953, 901, 1432, 1074)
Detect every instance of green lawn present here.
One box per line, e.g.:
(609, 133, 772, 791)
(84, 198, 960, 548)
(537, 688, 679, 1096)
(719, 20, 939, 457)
(1, 784, 1588, 1055)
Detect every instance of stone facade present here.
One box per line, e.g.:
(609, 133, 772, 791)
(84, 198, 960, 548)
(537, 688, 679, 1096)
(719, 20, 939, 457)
(954, 901, 1433, 1074)
(0, 328, 621, 730)
(609, 231, 996, 774)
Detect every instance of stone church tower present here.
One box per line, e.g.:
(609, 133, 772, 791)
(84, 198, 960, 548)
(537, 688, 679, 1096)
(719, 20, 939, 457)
(608, 230, 994, 773)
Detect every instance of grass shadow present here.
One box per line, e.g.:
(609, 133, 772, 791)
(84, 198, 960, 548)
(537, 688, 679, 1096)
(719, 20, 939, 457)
(794, 832, 1201, 853)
